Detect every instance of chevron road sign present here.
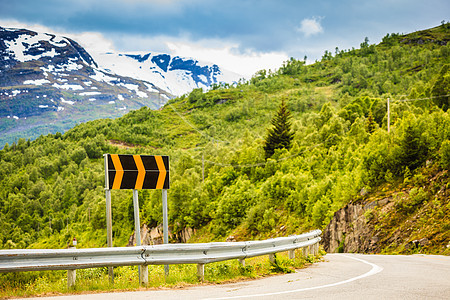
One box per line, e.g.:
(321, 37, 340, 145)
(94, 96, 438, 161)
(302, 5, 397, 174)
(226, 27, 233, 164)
(103, 153, 170, 284)
(105, 154, 169, 190)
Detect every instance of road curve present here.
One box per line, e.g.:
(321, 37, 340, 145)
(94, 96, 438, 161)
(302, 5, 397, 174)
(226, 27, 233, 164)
(22, 253, 450, 299)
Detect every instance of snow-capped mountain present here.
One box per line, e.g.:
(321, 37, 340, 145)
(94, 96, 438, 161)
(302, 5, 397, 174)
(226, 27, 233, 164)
(0, 26, 171, 146)
(0, 26, 170, 116)
(92, 51, 241, 96)
(0, 26, 239, 147)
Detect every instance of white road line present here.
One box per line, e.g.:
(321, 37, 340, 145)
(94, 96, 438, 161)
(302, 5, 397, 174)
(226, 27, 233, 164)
(202, 254, 384, 300)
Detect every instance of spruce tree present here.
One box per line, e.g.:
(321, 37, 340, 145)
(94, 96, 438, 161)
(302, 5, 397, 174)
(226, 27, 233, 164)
(263, 100, 294, 159)
(366, 111, 377, 134)
(431, 64, 449, 111)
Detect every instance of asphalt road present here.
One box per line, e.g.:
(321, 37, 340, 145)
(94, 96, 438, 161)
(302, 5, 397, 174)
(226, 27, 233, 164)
(23, 253, 450, 299)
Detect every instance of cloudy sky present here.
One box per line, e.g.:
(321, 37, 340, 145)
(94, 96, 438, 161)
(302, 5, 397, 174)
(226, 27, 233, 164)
(0, 0, 448, 76)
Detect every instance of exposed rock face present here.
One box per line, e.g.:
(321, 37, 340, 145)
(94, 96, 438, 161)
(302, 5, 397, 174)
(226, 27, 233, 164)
(322, 202, 379, 253)
(324, 168, 449, 255)
(127, 224, 195, 246)
(177, 227, 196, 243)
(128, 224, 165, 246)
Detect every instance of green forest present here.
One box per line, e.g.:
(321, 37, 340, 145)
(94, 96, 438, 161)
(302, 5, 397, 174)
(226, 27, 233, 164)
(0, 24, 449, 255)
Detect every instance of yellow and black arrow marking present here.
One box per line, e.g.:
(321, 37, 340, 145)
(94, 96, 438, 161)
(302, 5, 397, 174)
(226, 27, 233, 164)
(106, 154, 169, 190)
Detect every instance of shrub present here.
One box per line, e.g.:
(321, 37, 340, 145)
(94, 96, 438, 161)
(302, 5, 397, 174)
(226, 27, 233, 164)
(439, 140, 450, 169)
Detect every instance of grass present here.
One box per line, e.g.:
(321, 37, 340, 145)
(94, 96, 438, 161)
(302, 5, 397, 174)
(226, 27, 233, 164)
(0, 249, 323, 299)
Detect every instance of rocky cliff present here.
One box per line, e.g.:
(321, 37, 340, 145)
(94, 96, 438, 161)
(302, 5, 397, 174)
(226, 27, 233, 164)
(322, 201, 382, 253)
(322, 166, 449, 255)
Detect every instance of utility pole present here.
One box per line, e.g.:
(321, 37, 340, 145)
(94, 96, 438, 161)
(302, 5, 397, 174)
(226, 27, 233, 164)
(202, 153, 205, 182)
(387, 98, 390, 133)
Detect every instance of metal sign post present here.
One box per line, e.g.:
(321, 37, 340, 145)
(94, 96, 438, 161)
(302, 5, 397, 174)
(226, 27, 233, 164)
(133, 189, 148, 285)
(104, 155, 114, 284)
(104, 154, 169, 286)
(162, 189, 169, 275)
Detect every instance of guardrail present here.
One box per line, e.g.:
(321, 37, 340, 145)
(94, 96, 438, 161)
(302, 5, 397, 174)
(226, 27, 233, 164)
(0, 230, 321, 286)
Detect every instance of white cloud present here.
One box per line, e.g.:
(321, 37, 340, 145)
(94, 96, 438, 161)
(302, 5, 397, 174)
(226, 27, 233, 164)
(70, 32, 115, 53)
(0, 19, 115, 53)
(0, 19, 51, 33)
(167, 41, 288, 78)
(297, 17, 324, 37)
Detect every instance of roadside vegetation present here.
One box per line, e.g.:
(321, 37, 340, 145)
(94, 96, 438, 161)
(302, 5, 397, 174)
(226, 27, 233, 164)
(0, 251, 321, 298)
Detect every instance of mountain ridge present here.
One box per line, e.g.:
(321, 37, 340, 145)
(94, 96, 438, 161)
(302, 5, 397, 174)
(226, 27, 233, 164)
(92, 50, 241, 96)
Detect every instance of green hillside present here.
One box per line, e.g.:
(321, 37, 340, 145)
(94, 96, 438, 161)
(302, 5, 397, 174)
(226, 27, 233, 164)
(0, 24, 449, 255)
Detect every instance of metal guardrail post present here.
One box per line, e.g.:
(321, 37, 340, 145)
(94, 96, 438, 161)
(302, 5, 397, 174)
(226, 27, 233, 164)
(67, 239, 77, 289)
(141, 265, 148, 285)
(67, 268, 76, 289)
(288, 249, 295, 260)
(269, 253, 275, 263)
(197, 263, 204, 282)
(302, 245, 309, 257)
(239, 258, 245, 266)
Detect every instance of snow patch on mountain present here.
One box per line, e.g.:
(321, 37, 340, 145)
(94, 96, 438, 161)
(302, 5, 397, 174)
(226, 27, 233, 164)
(79, 91, 101, 96)
(52, 83, 84, 91)
(91, 51, 242, 96)
(23, 79, 51, 85)
(4, 32, 64, 62)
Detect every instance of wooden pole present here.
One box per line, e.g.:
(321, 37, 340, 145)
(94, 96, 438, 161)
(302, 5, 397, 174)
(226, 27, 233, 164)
(202, 153, 204, 183)
(387, 97, 390, 133)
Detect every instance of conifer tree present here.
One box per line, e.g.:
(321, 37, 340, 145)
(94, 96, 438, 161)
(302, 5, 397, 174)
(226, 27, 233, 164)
(366, 111, 377, 134)
(431, 64, 449, 111)
(263, 100, 294, 159)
